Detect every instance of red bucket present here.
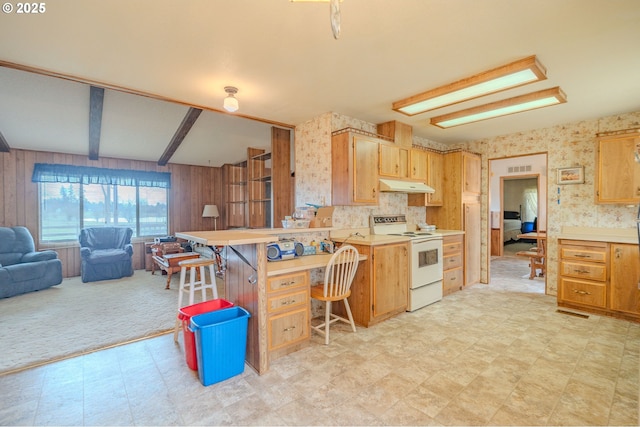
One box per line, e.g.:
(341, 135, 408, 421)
(178, 299, 233, 370)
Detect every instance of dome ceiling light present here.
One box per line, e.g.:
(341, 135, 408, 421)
(223, 86, 239, 112)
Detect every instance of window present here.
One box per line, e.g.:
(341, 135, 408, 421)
(33, 164, 170, 242)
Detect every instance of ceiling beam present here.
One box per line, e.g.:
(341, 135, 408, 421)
(89, 86, 105, 160)
(0, 130, 10, 152)
(158, 107, 202, 166)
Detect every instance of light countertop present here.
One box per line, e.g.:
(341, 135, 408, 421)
(175, 230, 278, 246)
(557, 227, 638, 245)
(436, 229, 465, 237)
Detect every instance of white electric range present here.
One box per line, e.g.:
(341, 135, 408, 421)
(370, 214, 443, 311)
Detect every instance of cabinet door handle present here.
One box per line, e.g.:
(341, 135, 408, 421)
(573, 269, 590, 274)
(573, 289, 591, 296)
(574, 254, 591, 258)
(283, 326, 296, 332)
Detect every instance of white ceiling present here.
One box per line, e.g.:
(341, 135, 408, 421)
(1, 0, 639, 167)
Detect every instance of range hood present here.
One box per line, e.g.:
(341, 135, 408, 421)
(379, 178, 435, 194)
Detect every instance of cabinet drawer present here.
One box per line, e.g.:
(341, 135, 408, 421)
(443, 236, 463, 255)
(560, 261, 607, 282)
(559, 278, 606, 308)
(268, 308, 309, 351)
(560, 246, 607, 263)
(443, 253, 462, 270)
(267, 289, 309, 314)
(268, 272, 308, 293)
(443, 268, 463, 295)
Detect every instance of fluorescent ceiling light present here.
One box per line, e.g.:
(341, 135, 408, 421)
(393, 56, 547, 116)
(430, 87, 567, 128)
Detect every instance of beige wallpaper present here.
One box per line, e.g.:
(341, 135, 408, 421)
(295, 110, 640, 295)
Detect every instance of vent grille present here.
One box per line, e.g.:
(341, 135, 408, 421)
(507, 165, 532, 173)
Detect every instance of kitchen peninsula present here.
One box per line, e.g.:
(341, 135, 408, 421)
(175, 229, 368, 375)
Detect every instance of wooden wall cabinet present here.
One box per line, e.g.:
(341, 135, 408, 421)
(558, 239, 640, 321)
(443, 234, 464, 296)
(407, 150, 444, 207)
(331, 131, 379, 205)
(463, 152, 482, 195)
(379, 143, 409, 179)
(377, 120, 413, 147)
(335, 242, 409, 327)
(427, 151, 481, 286)
(596, 132, 640, 204)
(427, 152, 444, 206)
(410, 149, 428, 181)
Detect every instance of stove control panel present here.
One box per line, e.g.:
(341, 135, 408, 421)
(370, 214, 407, 225)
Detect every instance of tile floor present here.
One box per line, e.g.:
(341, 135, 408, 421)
(1, 257, 638, 426)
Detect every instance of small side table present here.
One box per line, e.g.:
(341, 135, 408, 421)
(152, 252, 200, 289)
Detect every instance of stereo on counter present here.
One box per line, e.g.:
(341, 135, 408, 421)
(266, 240, 304, 262)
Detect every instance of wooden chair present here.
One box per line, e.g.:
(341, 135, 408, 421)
(310, 245, 359, 345)
(516, 239, 546, 279)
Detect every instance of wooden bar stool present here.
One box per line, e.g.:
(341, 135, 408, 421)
(173, 257, 219, 342)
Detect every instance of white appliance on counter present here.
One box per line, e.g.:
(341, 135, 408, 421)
(370, 214, 444, 311)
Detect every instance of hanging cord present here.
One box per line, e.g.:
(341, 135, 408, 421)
(228, 246, 257, 285)
(335, 232, 365, 248)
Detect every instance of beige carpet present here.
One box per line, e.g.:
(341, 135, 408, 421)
(0, 270, 220, 375)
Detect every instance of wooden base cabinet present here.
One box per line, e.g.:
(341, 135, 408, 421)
(610, 243, 640, 316)
(558, 239, 640, 322)
(335, 242, 409, 327)
(443, 234, 464, 296)
(266, 272, 310, 361)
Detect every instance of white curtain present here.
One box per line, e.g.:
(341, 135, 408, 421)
(522, 188, 538, 223)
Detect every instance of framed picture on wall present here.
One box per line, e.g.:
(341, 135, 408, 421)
(557, 166, 584, 184)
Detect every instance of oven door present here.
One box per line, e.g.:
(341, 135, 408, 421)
(411, 238, 443, 289)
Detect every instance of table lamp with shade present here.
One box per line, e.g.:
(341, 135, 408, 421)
(202, 204, 220, 230)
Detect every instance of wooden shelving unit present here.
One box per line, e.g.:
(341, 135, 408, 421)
(222, 162, 248, 228)
(223, 127, 292, 230)
(248, 147, 272, 228)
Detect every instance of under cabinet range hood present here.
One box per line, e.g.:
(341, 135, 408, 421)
(379, 178, 435, 194)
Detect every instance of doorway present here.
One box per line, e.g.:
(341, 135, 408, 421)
(502, 176, 539, 256)
(488, 153, 548, 293)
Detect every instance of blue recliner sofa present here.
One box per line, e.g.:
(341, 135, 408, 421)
(0, 226, 63, 298)
(79, 227, 134, 283)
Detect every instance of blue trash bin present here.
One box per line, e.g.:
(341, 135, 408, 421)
(189, 306, 251, 386)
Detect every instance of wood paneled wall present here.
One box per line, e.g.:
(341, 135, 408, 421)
(0, 148, 222, 277)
